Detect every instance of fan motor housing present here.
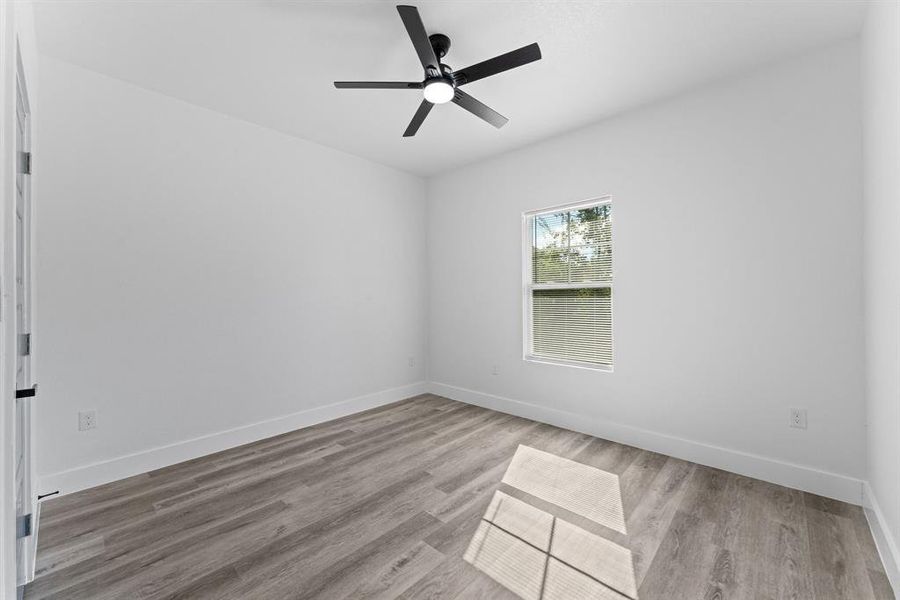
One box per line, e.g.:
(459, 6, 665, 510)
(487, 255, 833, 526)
(429, 33, 451, 58)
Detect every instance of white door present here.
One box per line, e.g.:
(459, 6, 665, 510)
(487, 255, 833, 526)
(13, 50, 35, 590)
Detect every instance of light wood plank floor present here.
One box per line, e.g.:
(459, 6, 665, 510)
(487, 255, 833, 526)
(27, 395, 892, 599)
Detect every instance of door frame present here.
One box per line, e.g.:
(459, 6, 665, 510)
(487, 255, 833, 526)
(0, 2, 39, 594)
(12, 40, 36, 592)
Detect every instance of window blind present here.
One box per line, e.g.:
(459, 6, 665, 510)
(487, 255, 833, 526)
(527, 202, 612, 368)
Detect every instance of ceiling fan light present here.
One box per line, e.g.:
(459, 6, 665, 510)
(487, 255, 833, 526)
(424, 80, 454, 104)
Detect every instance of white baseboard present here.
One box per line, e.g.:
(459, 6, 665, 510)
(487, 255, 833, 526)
(429, 381, 864, 505)
(39, 381, 428, 497)
(39, 378, 867, 509)
(863, 482, 900, 595)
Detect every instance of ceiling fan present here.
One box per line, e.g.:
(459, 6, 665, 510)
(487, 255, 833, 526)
(334, 5, 542, 137)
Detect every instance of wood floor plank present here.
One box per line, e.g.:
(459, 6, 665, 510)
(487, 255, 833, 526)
(394, 557, 483, 600)
(26, 396, 891, 600)
(625, 456, 695, 587)
(151, 442, 343, 512)
(618, 450, 668, 520)
(32, 534, 105, 580)
(427, 460, 509, 524)
(429, 421, 550, 493)
(27, 500, 290, 600)
(156, 566, 243, 600)
(749, 478, 813, 600)
(39, 472, 156, 523)
(637, 510, 720, 599)
(806, 505, 879, 600)
(450, 570, 523, 600)
(290, 511, 442, 600)
(804, 491, 857, 517)
(340, 541, 446, 600)
(852, 506, 890, 575)
(714, 476, 813, 600)
(869, 569, 896, 600)
(574, 437, 644, 476)
(223, 472, 446, 598)
(129, 501, 299, 600)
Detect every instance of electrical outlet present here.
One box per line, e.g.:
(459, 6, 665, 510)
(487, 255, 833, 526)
(790, 408, 807, 430)
(408, 356, 416, 368)
(492, 364, 499, 376)
(78, 410, 97, 431)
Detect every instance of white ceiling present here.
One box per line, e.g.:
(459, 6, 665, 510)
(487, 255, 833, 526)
(34, 0, 865, 176)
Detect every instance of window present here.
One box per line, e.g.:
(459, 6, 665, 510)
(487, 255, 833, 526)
(523, 198, 612, 370)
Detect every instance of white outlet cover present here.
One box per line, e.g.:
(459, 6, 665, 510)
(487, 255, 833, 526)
(790, 408, 807, 429)
(78, 410, 97, 431)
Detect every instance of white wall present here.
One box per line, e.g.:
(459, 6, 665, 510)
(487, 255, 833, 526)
(35, 58, 427, 494)
(428, 40, 866, 502)
(862, 0, 900, 588)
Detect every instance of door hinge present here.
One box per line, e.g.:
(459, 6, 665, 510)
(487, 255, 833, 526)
(16, 385, 36, 399)
(16, 514, 31, 539)
(17, 333, 30, 357)
(17, 151, 31, 175)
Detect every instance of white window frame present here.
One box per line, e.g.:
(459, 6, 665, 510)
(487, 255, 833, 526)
(522, 196, 613, 372)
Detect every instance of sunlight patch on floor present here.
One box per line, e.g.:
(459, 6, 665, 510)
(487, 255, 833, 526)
(464, 445, 639, 600)
(482, 490, 554, 550)
(552, 518, 637, 598)
(501, 445, 626, 535)
(464, 518, 547, 600)
(544, 557, 632, 600)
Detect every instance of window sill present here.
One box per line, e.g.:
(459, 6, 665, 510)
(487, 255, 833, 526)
(523, 355, 613, 372)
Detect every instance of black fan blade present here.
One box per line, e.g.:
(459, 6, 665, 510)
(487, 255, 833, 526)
(452, 89, 508, 129)
(334, 81, 422, 89)
(454, 43, 542, 86)
(397, 5, 440, 75)
(403, 99, 434, 137)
